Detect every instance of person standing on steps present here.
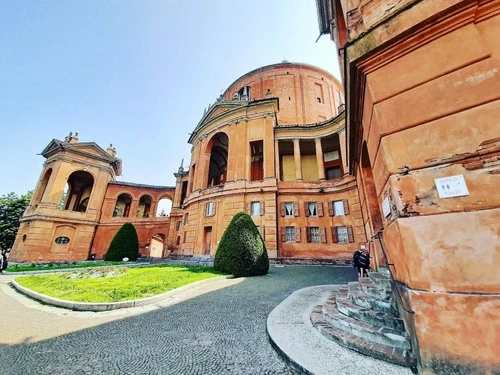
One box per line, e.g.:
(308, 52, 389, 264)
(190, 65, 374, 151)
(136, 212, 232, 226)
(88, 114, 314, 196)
(352, 245, 370, 278)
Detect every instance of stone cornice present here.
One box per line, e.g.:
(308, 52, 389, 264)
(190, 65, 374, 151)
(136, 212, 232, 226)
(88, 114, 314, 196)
(44, 156, 117, 177)
(108, 180, 175, 191)
(191, 109, 277, 148)
(188, 97, 279, 144)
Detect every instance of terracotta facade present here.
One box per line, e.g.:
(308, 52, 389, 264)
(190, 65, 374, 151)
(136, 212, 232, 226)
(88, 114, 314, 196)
(317, 0, 500, 373)
(170, 63, 363, 259)
(12, 62, 365, 264)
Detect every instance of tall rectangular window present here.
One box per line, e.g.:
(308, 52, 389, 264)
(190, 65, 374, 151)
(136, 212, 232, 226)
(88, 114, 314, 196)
(285, 226, 295, 242)
(205, 201, 215, 217)
(308, 202, 317, 217)
(285, 202, 294, 216)
(315, 82, 324, 104)
(329, 200, 350, 216)
(337, 226, 349, 243)
(334, 201, 345, 216)
(250, 140, 264, 181)
(332, 226, 354, 243)
(251, 202, 261, 216)
(309, 227, 320, 243)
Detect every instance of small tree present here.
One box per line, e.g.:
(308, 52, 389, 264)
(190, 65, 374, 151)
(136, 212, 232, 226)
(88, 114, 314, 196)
(214, 212, 269, 277)
(104, 223, 139, 261)
(0, 191, 32, 250)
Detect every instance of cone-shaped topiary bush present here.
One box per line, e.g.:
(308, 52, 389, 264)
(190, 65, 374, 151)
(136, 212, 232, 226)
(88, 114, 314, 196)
(214, 212, 269, 277)
(104, 222, 139, 261)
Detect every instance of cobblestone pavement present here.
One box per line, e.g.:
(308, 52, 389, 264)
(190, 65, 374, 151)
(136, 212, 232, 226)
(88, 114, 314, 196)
(1, 265, 357, 375)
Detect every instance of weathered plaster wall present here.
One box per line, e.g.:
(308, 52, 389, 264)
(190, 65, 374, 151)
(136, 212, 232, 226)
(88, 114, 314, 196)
(339, 1, 500, 372)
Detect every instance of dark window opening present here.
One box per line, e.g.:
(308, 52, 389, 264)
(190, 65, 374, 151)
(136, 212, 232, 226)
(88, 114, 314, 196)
(138, 195, 152, 218)
(207, 133, 229, 188)
(250, 140, 264, 181)
(238, 85, 251, 101)
(180, 181, 188, 204)
(113, 194, 132, 218)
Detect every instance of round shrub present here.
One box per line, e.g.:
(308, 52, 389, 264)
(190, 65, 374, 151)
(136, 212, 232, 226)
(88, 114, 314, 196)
(214, 212, 269, 277)
(104, 223, 139, 261)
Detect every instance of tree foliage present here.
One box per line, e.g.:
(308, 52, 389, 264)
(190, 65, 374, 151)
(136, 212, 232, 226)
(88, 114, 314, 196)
(104, 223, 140, 261)
(0, 191, 32, 250)
(214, 212, 269, 277)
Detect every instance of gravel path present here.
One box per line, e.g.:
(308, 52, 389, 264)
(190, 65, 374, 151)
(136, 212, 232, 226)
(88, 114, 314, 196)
(0, 265, 356, 375)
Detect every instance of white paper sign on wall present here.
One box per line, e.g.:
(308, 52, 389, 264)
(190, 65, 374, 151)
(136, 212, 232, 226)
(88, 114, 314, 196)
(434, 175, 469, 199)
(382, 196, 391, 217)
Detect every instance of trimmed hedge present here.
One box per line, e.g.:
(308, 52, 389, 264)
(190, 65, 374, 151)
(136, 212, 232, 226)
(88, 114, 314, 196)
(214, 212, 269, 277)
(104, 223, 139, 261)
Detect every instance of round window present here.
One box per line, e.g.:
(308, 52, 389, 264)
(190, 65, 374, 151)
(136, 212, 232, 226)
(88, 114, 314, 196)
(54, 236, 70, 244)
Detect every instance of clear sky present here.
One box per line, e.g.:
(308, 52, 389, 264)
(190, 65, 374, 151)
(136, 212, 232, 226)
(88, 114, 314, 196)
(0, 0, 340, 196)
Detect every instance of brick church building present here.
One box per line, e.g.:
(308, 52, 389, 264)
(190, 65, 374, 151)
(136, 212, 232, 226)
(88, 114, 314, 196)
(10, 1, 499, 373)
(12, 62, 365, 263)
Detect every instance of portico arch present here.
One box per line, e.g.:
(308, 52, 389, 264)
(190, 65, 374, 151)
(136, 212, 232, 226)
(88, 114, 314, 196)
(205, 132, 229, 188)
(59, 170, 94, 213)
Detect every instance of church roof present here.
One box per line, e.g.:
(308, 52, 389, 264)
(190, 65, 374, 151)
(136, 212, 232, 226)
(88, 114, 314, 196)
(108, 180, 174, 190)
(40, 138, 122, 175)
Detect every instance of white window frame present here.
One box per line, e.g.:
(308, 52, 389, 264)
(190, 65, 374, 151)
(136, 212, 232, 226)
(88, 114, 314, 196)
(285, 226, 295, 242)
(308, 202, 318, 217)
(285, 202, 294, 216)
(206, 201, 215, 217)
(310, 227, 320, 243)
(334, 201, 345, 216)
(251, 201, 261, 216)
(337, 226, 349, 243)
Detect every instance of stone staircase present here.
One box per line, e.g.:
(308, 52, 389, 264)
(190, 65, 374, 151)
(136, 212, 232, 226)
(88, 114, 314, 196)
(311, 267, 417, 368)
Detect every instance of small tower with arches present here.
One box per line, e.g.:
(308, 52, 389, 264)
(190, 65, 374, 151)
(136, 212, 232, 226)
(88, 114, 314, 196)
(11, 133, 122, 262)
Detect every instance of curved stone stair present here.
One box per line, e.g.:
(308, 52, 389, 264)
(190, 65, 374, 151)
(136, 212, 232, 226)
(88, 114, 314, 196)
(311, 268, 416, 368)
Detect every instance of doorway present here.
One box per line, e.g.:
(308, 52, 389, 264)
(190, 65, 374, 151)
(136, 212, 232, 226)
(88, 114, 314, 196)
(203, 227, 212, 255)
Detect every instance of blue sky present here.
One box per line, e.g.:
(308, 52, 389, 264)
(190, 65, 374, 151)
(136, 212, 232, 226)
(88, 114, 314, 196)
(0, 0, 340, 196)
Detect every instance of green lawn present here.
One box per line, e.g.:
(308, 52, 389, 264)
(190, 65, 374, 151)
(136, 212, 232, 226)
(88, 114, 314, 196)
(15, 265, 225, 303)
(8, 261, 124, 273)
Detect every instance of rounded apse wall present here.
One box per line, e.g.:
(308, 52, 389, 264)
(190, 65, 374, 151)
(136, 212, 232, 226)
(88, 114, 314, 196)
(223, 62, 343, 125)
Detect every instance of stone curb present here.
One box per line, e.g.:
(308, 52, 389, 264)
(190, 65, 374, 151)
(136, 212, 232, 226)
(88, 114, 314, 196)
(11, 275, 233, 312)
(267, 325, 313, 375)
(3, 263, 153, 275)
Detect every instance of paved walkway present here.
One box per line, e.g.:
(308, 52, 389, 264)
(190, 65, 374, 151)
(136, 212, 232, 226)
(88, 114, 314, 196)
(0, 265, 401, 374)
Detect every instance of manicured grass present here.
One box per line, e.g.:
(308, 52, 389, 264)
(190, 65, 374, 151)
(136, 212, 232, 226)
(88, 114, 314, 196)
(8, 261, 124, 273)
(15, 265, 225, 303)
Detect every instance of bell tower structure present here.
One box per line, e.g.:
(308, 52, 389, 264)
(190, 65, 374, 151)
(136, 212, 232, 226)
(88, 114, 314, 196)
(11, 133, 122, 262)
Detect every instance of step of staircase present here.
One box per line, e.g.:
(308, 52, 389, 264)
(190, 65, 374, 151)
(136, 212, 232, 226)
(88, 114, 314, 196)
(359, 277, 393, 301)
(348, 282, 394, 314)
(322, 296, 410, 349)
(376, 266, 392, 278)
(336, 296, 405, 331)
(310, 271, 416, 368)
(311, 305, 414, 367)
(368, 270, 392, 289)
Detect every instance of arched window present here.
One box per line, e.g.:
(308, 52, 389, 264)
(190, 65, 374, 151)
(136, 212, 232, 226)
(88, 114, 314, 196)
(156, 198, 172, 217)
(113, 193, 132, 218)
(59, 170, 94, 213)
(138, 195, 152, 218)
(206, 132, 229, 188)
(33, 168, 52, 205)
